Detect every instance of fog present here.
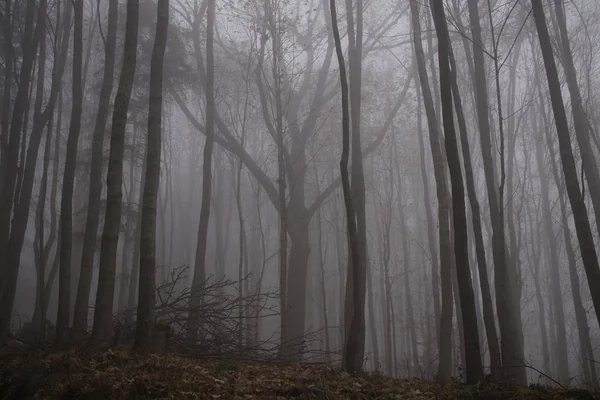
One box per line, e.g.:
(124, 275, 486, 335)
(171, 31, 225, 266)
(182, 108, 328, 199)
(1, 0, 600, 389)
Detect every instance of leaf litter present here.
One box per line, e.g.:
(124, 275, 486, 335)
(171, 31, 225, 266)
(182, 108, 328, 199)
(0, 345, 598, 399)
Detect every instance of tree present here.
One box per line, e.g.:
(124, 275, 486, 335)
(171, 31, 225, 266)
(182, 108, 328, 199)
(330, 0, 361, 374)
(90, 0, 140, 349)
(56, 0, 84, 344)
(467, 0, 526, 385)
(530, 0, 600, 341)
(134, 0, 169, 350)
(0, 0, 72, 340)
(429, 0, 483, 384)
(409, 0, 453, 383)
(72, 0, 119, 339)
(187, 0, 216, 342)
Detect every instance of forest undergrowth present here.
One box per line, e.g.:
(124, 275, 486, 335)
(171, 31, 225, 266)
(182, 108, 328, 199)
(0, 341, 598, 400)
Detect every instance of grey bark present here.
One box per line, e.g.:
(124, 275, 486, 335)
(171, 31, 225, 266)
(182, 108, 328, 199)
(90, 0, 140, 349)
(133, 0, 169, 350)
(72, 0, 119, 339)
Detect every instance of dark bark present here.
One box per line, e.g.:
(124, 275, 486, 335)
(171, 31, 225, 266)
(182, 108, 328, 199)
(409, 0, 453, 383)
(72, 0, 119, 339)
(447, 33, 501, 377)
(531, 0, 600, 334)
(133, 0, 169, 350)
(0, 0, 71, 339)
(430, 0, 483, 383)
(0, 0, 37, 315)
(553, 0, 600, 239)
(90, 0, 140, 349)
(467, 0, 527, 385)
(330, 0, 360, 373)
(188, 0, 215, 341)
(533, 109, 569, 385)
(56, 0, 84, 344)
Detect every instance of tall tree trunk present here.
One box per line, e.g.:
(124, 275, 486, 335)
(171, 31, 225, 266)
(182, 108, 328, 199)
(541, 81, 598, 389)
(467, 0, 527, 385)
(0, 0, 37, 279)
(409, 0, 453, 383)
(447, 34, 501, 377)
(415, 68, 440, 353)
(33, 60, 53, 342)
(0, 0, 71, 339)
(533, 104, 569, 385)
(553, 0, 600, 237)
(56, 0, 84, 344)
(72, 0, 118, 339)
(117, 124, 138, 313)
(430, 0, 483, 383)
(340, 0, 368, 373)
(188, 0, 215, 341)
(133, 0, 168, 350)
(127, 121, 145, 315)
(531, 0, 600, 332)
(330, 0, 361, 373)
(90, 0, 140, 349)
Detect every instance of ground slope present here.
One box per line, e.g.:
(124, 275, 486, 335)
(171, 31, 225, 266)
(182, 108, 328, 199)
(0, 343, 597, 399)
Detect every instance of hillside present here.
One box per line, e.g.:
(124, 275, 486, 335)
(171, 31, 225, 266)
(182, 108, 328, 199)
(0, 343, 597, 399)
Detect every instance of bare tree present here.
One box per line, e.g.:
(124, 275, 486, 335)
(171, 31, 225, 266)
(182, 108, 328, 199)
(188, 0, 216, 342)
(409, 0, 453, 384)
(90, 0, 140, 349)
(72, 0, 119, 339)
(134, 0, 169, 350)
(56, 0, 84, 344)
(530, 0, 600, 334)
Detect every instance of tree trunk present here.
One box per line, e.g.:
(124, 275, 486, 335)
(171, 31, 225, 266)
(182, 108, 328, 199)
(447, 34, 501, 378)
(531, 0, 600, 332)
(553, 0, 600, 238)
(188, 0, 216, 342)
(467, 0, 527, 385)
(330, 0, 361, 373)
(90, 0, 140, 349)
(541, 81, 598, 389)
(340, 0, 368, 373)
(133, 0, 168, 350)
(430, 0, 483, 383)
(0, 0, 71, 339)
(72, 0, 118, 339)
(409, 0, 453, 383)
(56, 0, 84, 344)
(533, 106, 569, 385)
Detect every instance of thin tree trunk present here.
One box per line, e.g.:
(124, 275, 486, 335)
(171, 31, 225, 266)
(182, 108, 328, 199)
(57, 0, 84, 344)
(447, 35, 501, 378)
(409, 0, 453, 383)
(90, 0, 140, 349)
(430, 1, 483, 383)
(531, 0, 600, 333)
(133, 0, 168, 350)
(542, 82, 598, 390)
(188, 0, 216, 341)
(533, 106, 569, 385)
(553, 0, 600, 238)
(0, 0, 71, 339)
(127, 117, 145, 315)
(73, 0, 119, 339)
(467, 0, 527, 384)
(330, 0, 362, 374)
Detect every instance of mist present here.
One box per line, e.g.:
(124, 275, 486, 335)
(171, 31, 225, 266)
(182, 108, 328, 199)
(1, 0, 600, 390)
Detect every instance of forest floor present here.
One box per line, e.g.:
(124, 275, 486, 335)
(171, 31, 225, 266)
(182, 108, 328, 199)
(0, 340, 598, 399)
